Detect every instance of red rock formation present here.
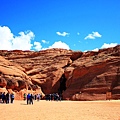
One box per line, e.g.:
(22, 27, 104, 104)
(0, 56, 42, 99)
(0, 46, 120, 100)
(63, 45, 120, 100)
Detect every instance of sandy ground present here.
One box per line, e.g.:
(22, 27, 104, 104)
(0, 100, 120, 120)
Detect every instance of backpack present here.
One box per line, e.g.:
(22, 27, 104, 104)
(11, 94, 14, 98)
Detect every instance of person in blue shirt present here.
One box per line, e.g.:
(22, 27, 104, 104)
(27, 93, 31, 104)
(10, 93, 14, 103)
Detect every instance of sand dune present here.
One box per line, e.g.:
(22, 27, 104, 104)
(0, 100, 120, 120)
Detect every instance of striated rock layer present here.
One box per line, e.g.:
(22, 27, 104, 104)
(0, 45, 120, 100)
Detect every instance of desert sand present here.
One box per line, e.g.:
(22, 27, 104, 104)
(0, 100, 120, 120)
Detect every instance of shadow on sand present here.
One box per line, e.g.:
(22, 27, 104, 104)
(20, 103, 28, 105)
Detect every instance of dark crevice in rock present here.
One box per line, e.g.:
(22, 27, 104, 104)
(28, 71, 40, 76)
(58, 74, 67, 95)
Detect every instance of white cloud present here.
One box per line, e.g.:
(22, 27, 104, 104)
(0, 26, 71, 51)
(77, 32, 80, 35)
(93, 32, 102, 37)
(48, 41, 70, 50)
(101, 43, 118, 49)
(0, 26, 13, 50)
(92, 48, 99, 51)
(12, 31, 34, 50)
(56, 32, 70, 37)
(92, 43, 118, 52)
(41, 39, 49, 44)
(34, 41, 42, 51)
(0, 26, 70, 51)
(84, 32, 102, 40)
(0, 26, 35, 50)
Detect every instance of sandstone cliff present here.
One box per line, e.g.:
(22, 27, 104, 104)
(0, 45, 120, 100)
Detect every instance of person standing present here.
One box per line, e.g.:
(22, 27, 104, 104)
(6, 92, 10, 104)
(23, 93, 27, 100)
(10, 93, 14, 103)
(27, 93, 30, 104)
(34, 94, 37, 100)
(2, 92, 6, 103)
(30, 94, 34, 105)
(37, 94, 40, 101)
(0, 92, 2, 103)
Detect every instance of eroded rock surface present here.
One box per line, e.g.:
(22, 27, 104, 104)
(0, 46, 120, 100)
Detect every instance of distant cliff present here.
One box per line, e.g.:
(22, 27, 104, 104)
(0, 45, 120, 100)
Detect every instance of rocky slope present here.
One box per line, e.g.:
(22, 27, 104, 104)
(0, 45, 120, 100)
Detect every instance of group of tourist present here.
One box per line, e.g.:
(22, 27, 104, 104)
(23, 93, 42, 105)
(45, 93, 62, 101)
(23, 92, 62, 105)
(0, 92, 14, 104)
(0, 92, 62, 105)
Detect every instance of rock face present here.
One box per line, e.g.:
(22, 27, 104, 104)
(0, 45, 120, 100)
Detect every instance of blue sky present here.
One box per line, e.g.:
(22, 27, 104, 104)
(0, 0, 120, 51)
